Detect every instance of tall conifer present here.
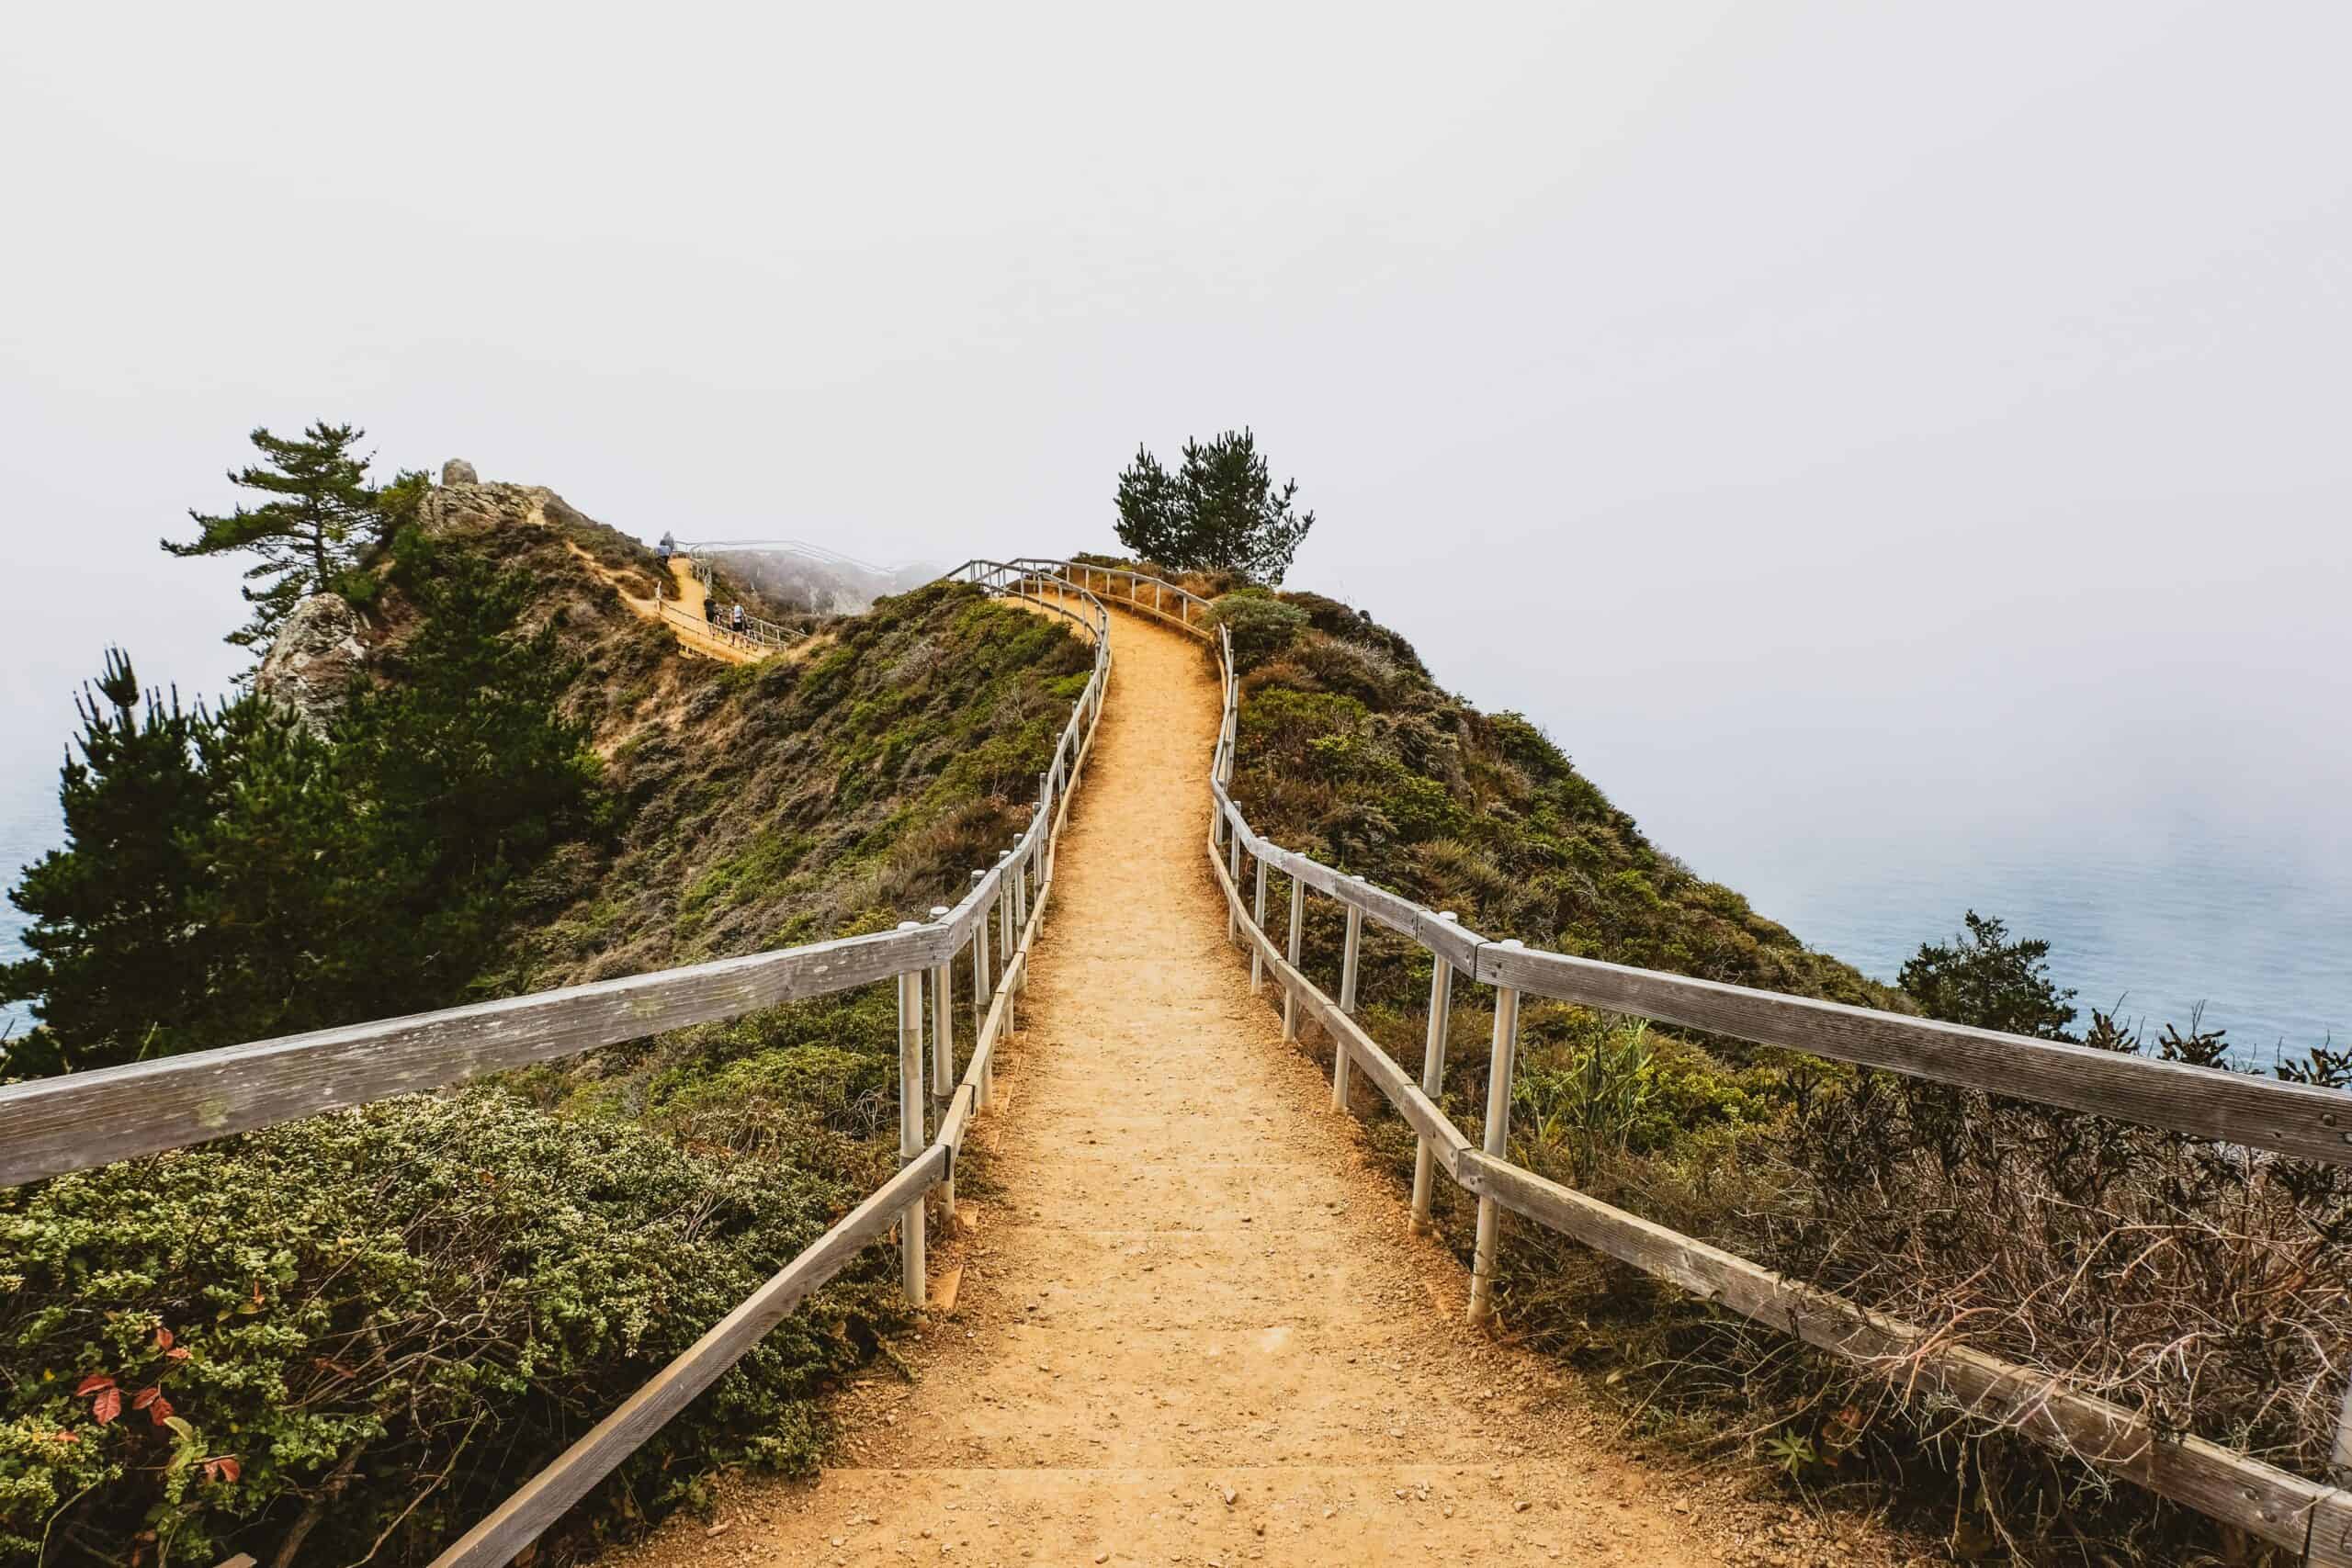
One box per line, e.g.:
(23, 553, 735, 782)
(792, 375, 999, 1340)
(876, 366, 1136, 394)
(164, 423, 379, 652)
(1, 653, 211, 1074)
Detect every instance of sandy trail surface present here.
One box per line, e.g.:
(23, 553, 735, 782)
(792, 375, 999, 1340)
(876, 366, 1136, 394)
(611, 609, 1720, 1567)
(559, 532, 763, 665)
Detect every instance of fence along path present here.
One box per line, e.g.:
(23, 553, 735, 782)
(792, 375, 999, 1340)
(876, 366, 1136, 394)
(614, 575, 1717, 1566)
(6, 559, 2349, 1564)
(0, 563, 1104, 1568)
(1032, 557, 2352, 1568)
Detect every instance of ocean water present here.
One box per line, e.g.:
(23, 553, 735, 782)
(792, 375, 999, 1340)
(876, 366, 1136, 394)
(0, 776, 2340, 1069)
(1732, 823, 2346, 1071)
(0, 792, 55, 1044)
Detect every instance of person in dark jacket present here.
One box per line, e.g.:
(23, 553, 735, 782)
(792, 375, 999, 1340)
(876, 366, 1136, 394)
(703, 594, 717, 625)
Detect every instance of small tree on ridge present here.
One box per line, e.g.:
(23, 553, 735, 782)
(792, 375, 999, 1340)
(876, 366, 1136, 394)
(1114, 428, 1315, 584)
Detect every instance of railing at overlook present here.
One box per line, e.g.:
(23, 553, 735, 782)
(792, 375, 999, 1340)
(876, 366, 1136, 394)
(652, 555, 804, 652)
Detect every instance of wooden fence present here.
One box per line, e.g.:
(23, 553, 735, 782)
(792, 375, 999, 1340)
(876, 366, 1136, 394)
(1022, 555, 2352, 1568)
(0, 562, 1112, 1568)
(8, 552, 2347, 1564)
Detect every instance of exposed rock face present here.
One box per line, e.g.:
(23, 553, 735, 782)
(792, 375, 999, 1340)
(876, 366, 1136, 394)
(256, 592, 368, 731)
(418, 479, 531, 538)
(441, 457, 480, 486)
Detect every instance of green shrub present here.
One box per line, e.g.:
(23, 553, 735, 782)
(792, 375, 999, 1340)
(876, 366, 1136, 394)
(0, 1090, 899, 1567)
(1206, 592, 1309, 672)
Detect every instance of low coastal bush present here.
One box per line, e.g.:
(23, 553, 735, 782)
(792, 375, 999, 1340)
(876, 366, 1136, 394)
(0, 1089, 901, 1567)
(3, 471, 1091, 1564)
(1198, 570, 2352, 1562)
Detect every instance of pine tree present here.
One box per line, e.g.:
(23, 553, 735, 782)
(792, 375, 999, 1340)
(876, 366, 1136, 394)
(329, 531, 604, 996)
(1, 653, 212, 1075)
(177, 694, 368, 1047)
(1113, 429, 1316, 584)
(164, 423, 380, 652)
(1899, 910, 2079, 1040)
(1112, 446, 1184, 564)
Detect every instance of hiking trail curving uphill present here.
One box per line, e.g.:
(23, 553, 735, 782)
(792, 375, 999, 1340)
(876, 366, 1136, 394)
(613, 608, 1720, 1567)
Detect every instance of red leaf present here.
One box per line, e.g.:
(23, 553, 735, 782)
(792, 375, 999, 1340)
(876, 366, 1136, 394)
(92, 1388, 121, 1425)
(166, 1347, 190, 1361)
(74, 1373, 115, 1396)
(153, 1327, 174, 1351)
(218, 1456, 240, 1483)
(200, 1461, 218, 1483)
(131, 1386, 162, 1411)
(146, 1395, 174, 1427)
(52, 1431, 79, 1444)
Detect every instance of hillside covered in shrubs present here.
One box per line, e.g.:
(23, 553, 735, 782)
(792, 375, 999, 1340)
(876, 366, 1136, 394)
(1159, 569, 2350, 1564)
(1, 452, 1085, 1567)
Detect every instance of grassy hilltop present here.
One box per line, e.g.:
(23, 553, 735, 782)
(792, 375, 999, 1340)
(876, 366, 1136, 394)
(1092, 558, 2346, 1567)
(1, 485, 1087, 1568)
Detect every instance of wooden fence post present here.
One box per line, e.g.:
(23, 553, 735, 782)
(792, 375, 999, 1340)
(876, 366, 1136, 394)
(895, 923, 928, 1309)
(928, 908, 955, 1214)
(1250, 854, 1270, 993)
(1001, 851, 1021, 1027)
(1332, 900, 1363, 1111)
(970, 873, 993, 1108)
(1022, 840, 1036, 963)
(1034, 763, 1051, 891)
(1283, 863, 1306, 1040)
(1410, 912, 1459, 1232)
(1227, 833, 1243, 947)
(1467, 940, 1524, 1325)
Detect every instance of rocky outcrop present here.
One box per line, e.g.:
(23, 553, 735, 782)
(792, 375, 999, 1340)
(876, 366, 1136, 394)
(441, 457, 480, 486)
(256, 592, 369, 731)
(418, 479, 535, 539)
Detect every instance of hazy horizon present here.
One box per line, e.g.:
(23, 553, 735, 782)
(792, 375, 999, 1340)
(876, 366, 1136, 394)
(5, 2, 2346, 1051)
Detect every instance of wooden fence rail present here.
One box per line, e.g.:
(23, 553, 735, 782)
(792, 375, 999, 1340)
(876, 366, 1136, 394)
(988, 554, 2352, 1568)
(4, 562, 1114, 1568)
(17, 551, 2349, 1564)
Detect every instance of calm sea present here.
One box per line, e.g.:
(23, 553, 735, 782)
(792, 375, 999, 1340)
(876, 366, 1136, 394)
(0, 789, 55, 1044)
(1737, 825, 2346, 1072)
(0, 776, 2340, 1069)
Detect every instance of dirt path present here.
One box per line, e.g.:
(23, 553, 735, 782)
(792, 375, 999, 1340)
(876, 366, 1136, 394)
(557, 528, 763, 666)
(613, 610, 1721, 1567)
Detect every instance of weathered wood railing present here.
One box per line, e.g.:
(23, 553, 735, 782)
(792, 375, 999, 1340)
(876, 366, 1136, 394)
(0, 562, 1113, 1568)
(1006, 555, 2352, 1567)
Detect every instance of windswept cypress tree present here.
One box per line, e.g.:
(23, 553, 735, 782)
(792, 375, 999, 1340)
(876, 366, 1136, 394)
(164, 422, 380, 652)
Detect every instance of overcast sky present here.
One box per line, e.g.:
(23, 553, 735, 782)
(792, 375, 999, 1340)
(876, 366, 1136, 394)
(5, 3, 2347, 996)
